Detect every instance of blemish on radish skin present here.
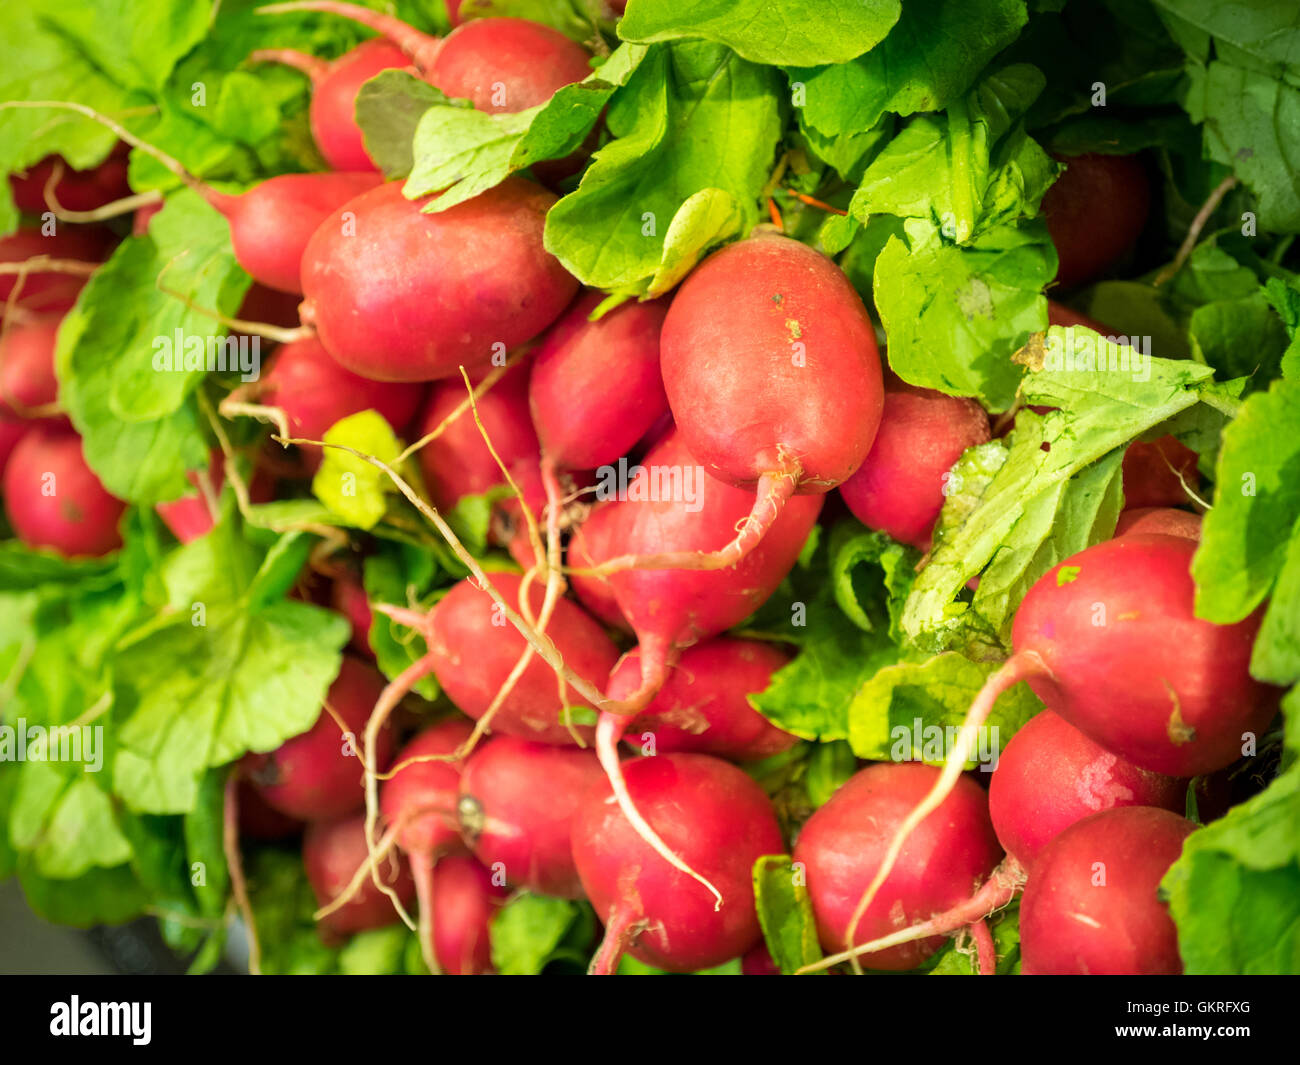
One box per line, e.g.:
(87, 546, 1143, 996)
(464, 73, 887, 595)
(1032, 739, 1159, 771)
(1068, 912, 1102, 929)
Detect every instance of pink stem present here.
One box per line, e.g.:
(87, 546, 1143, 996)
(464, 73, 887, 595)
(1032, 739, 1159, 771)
(412, 855, 442, 976)
(247, 48, 330, 82)
(258, 1, 443, 71)
(970, 918, 997, 976)
(588, 904, 639, 976)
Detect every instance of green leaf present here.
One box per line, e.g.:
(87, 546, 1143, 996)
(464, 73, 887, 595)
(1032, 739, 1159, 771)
(618, 0, 901, 67)
(929, 905, 1021, 974)
(752, 854, 823, 974)
(338, 925, 417, 975)
(490, 893, 596, 975)
(246, 847, 338, 975)
(355, 70, 448, 180)
(17, 860, 148, 928)
(645, 187, 744, 296)
(543, 42, 783, 293)
(362, 541, 443, 700)
(1189, 292, 1289, 387)
(312, 410, 405, 531)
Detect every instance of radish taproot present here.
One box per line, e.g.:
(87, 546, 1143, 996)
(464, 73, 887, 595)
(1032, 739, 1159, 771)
(838, 378, 990, 550)
(249, 38, 411, 171)
(457, 734, 603, 897)
(571, 752, 784, 974)
(425, 854, 507, 975)
(303, 812, 415, 938)
(611, 637, 799, 762)
(242, 655, 395, 821)
(988, 710, 1185, 867)
(1043, 153, 1150, 289)
(792, 762, 1002, 972)
(653, 234, 882, 569)
(1019, 806, 1194, 974)
(3, 426, 125, 557)
(299, 177, 577, 382)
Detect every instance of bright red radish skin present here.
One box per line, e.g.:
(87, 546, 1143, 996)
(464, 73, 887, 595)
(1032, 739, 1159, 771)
(299, 177, 577, 382)
(0, 419, 27, 480)
(1043, 153, 1150, 289)
(1008, 534, 1274, 777)
(1122, 435, 1199, 509)
(10, 145, 131, 214)
(793, 762, 1002, 970)
(457, 735, 603, 898)
(741, 942, 782, 976)
(0, 225, 112, 314)
(838, 379, 990, 550)
(250, 39, 411, 172)
(303, 813, 415, 938)
(242, 656, 395, 821)
(424, 571, 619, 745)
(381, 718, 475, 863)
(612, 638, 799, 762)
(0, 314, 66, 423)
(1020, 806, 1194, 975)
(155, 451, 275, 544)
(426, 854, 507, 975)
(529, 290, 670, 471)
(657, 234, 883, 566)
(330, 570, 374, 657)
(1114, 506, 1201, 540)
(572, 753, 784, 974)
(3, 427, 125, 557)
(988, 710, 1185, 867)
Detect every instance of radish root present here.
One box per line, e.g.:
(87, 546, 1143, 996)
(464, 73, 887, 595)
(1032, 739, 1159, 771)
(223, 771, 263, 976)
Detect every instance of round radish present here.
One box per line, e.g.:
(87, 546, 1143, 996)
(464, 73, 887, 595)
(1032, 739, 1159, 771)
(572, 752, 784, 974)
(1046, 299, 1113, 334)
(838, 379, 990, 550)
(988, 710, 1185, 867)
(657, 234, 883, 567)
(457, 734, 603, 898)
(1114, 506, 1201, 540)
(793, 762, 1002, 970)
(3, 426, 125, 557)
(250, 39, 411, 172)
(1019, 806, 1194, 974)
(0, 418, 28, 480)
(299, 178, 577, 382)
(10, 144, 131, 214)
(303, 813, 415, 937)
(236, 777, 303, 841)
(1122, 434, 1199, 510)
(0, 225, 112, 315)
(329, 569, 374, 657)
(241, 656, 395, 821)
(612, 637, 799, 762)
(425, 854, 507, 975)
(155, 450, 275, 544)
(0, 313, 66, 423)
(1043, 152, 1150, 289)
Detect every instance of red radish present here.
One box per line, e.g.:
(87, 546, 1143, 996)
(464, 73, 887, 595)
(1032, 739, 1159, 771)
(1114, 506, 1201, 540)
(1043, 152, 1150, 289)
(419, 571, 619, 745)
(456, 735, 603, 898)
(303, 813, 415, 937)
(425, 854, 507, 975)
(838, 379, 990, 550)
(0, 224, 112, 314)
(0, 313, 65, 422)
(132, 199, 163, 237)
(3, 426, 125, 556)
(572, 753, 784, 974)
(10, 145, 131, 214)
(793, 762, 1002, 971)
(612, 637, 799, 762)
(988, 710, 1185, 867)
(300, 177, 576, 382)
(258, 335, 424, 463)
(259, 5, 591, 114)
(249, 38, 411, 172)
(1020, 806, 1194, 974)
(380, 718, 475, 973)
(241, 656, 396, 821)
(236, 777, 303, 841)
(529, 291, 670, 473)
(155, 450, 276, 543)
(655, 234, 883, 569)
(1046, 299, 1113, 334)
(741, 942, 782, 975)
(1122, 435, 1199, 509)
(330, 570, 374, 656)
(0, 418, 27, 479)
(569, 428, 823, 707)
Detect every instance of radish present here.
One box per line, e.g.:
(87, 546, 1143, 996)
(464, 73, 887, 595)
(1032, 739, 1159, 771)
(1046, 299, 1113, 334)
(303, 812, 415, 938)
(838, 378, 990, 550)
(425, 853, 507, 975)
(299, 177, 577, 382)
(1114, 506, 1201, 540)
(0, 418, 27, 480)
(10, 145, 132, 214)
(254, 335, 424, 465)
(1043, 152, 1150, 289)
(1019, 806, 1194, 974)
(380, 717, 475, 973)
(236, 777, 303, 841)
(3, 426, 125, 557)
(654, 234, 883, 569)
(259, 4, 591, 115)
(571, 752, 784, 974)
(988, 710, 1185, 868)
(792, 762, 1002, 971)
(456, 734, 603, 898)
(154, 451, 275, 543)
(610, 637, 799, 762)
(0, 313, 65, 423)
(741, 942, 782, 975)
(329, 569, 374, 656)
(0, 224, 112, 315)
(249, 38, 411, 172)
(241, 655, 396, 821)
(1122, 434, 1200, 509)
(419, 571, 619, 745)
